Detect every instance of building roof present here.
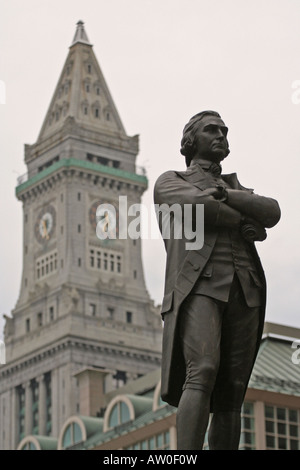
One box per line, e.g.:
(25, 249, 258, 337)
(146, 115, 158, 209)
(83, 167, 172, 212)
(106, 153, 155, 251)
(37, 20, 126, 143)
(249, 335, 300, 396)
(17, 323, 300, 450)
(82, 404, 176, 450)
(78, 332, 300, 449)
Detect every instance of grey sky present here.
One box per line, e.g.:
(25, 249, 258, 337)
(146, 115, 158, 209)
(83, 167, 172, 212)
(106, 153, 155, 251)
(1, 0, 300, 340)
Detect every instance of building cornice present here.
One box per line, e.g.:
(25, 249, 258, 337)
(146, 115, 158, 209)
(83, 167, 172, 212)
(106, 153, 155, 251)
(0, 335, 161, 388)
(16, 158, 148, 198)
(25, 119, 139, 164)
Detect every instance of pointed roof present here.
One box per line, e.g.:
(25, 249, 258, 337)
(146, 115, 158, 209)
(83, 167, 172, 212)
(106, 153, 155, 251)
(37, 21, 126, 142)
(72, 20, 91, 46)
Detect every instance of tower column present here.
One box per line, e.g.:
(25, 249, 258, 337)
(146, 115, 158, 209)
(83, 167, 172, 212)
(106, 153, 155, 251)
(37, 374, 47, 435)
(11, 387, 19, 449)
(51, 367, 59, 436)
(24, 381, 32, 436)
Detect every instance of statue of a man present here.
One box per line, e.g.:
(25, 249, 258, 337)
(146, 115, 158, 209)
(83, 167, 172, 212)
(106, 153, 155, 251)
(154, 111, 281, 450)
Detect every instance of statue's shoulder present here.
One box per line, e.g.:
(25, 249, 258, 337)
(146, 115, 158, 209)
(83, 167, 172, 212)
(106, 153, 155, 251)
(155, 169, 183, 185)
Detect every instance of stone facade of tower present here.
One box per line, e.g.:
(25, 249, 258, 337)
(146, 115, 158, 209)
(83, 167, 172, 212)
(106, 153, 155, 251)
(0, 21, 162, 450)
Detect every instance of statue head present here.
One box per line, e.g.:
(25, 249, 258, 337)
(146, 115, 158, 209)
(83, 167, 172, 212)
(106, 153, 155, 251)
(180, 111, 230, 167)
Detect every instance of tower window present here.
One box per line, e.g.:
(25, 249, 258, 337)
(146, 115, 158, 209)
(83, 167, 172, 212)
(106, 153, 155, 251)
(126, 311, 132, 324)
(86, 84, 90, 92)
(87, 64, 92, 74)
(110, 254, 115, 272)
(78, 258, 81, 267)
(89, 304, 96, 316)
(36, 250, 58, 280)
(107, 307, 114, 319)
(104, 253, 108, 270)
(84, 106, 88, 115)
(117, 256, 121, 273)
(133, 270, 137, 279)
(49, 307, 54, 321)
(95, 108, 99, 118)
(37, 312, 43, 327)
(77, 192, 81, 201)
(78, 224, 81, 233)
(90, 250, 94, 267)
(26, 318, 30, 332)
(106, 112, 110, 121)
(96, 87, 100, 95)
(89, 248, 122, 274)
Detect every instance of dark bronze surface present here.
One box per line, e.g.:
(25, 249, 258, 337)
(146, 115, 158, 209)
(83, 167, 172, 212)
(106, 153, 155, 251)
(154, 111, 281, 450)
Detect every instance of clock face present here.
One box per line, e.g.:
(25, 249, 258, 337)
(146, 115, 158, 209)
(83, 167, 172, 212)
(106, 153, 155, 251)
(35, 205, 56, 243)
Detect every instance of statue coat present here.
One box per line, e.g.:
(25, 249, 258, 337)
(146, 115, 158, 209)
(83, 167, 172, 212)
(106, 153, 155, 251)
(154, 164, 280, 407)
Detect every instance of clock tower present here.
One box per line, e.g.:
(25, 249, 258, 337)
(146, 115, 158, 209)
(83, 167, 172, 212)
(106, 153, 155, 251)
(0, 21, 162, 449)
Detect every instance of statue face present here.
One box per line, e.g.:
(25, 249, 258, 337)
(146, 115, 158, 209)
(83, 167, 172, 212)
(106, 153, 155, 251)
(193, 115, 229, 162)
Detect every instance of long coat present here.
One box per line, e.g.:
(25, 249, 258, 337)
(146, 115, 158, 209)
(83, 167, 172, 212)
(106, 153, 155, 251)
(153, 164, 280, 408)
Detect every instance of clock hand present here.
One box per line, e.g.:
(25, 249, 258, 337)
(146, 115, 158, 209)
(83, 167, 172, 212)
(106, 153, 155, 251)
(42, 219, 49, 240)
(103, 211, 109, 233)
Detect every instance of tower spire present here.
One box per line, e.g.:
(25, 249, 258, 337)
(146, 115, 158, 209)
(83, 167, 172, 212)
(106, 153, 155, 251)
(36, 20, 126, 143)
(71, 20, 91, 46)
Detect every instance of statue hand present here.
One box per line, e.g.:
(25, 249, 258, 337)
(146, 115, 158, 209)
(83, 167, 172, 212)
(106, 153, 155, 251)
(240, 216, 267, 242)
(203, 186, 227, 200)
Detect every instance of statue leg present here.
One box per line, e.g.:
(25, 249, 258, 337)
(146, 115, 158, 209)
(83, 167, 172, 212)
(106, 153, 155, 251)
(209, 275, 260, 450)
(208, 411, 241, 450)
(177, 294, 224, 450)
(177, 389, 211, 450)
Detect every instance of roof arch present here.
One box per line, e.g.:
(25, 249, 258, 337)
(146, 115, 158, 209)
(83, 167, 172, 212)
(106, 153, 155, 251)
(57, 415, 103, 450)
(103, 394, 153, 432)
(17, 435, 57, 450)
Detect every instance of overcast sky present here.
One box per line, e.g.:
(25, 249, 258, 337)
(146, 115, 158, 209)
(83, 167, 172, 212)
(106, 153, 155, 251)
(1, 0, 300, 340)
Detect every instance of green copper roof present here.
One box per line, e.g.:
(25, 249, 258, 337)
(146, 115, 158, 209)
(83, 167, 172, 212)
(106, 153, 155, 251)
(16, 158, 148, 195)
(25, 435, 58, 450)
(81, 404, 176, 450)
(77, 415, 104, 437)
(249, 337, 300, 396)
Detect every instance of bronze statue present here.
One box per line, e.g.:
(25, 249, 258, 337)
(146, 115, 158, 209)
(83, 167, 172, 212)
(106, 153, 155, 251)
(154, 111, 281, 450)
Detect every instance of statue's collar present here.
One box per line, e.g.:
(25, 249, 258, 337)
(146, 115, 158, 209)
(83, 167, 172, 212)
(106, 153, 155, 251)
(189, 159, 213, 171)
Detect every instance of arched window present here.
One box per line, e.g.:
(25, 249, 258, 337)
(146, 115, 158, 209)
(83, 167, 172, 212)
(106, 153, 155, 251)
(62, 422, 82, 448)
(108, 401, 130, 428)
(21, 442, 37, 450)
